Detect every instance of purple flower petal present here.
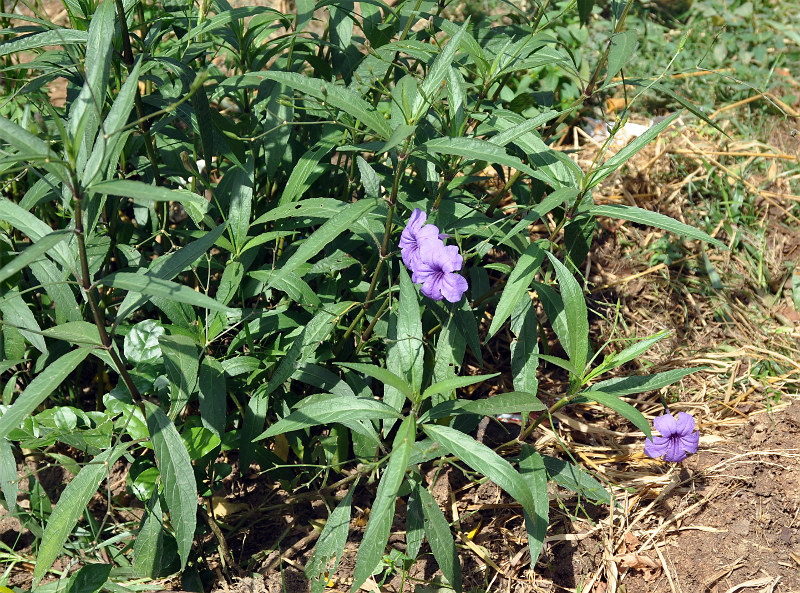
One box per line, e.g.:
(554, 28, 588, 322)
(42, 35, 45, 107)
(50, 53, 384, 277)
(644, 436, 670, 458)
(679, 430, 700, 455)
(675, 411, 696, 436)
(653, 413, 678, 437)
(401, 224, 440, 270)
(663, 438, 687, 462)
(439, 271, 469, 303)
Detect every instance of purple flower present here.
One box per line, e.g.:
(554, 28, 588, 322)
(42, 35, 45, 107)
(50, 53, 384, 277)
(399, 208, 441, 271)
(411, 237, 468, 302)
(644, 412, 699, 462)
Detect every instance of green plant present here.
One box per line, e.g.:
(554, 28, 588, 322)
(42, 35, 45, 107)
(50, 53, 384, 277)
(0, 0, 724, 590)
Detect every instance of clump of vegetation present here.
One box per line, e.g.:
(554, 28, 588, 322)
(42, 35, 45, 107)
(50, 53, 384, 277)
(5, 0, 790, 590)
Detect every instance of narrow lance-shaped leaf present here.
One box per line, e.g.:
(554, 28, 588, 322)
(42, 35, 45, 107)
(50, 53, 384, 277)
(0, 438, 18, 511)
(256, 397, 401, 440)
(587, 113, 681, 189)
(386, 266, 423, 414)
(145, 402, 197, 569)
(33, 440, 133, 584)
(590, 367, 701, 397)
(267, 198, 378, 287)
(306, 483, 356, 593)
(545, 252, 589, 379)
(133, 493, 165, 578)
(0, 230, 72, 285)
(571, 391, 651, 438)
(0, 349, 90, 441)
(412, 18, 469, 122)
(351, 417, 415, 592)
(114, 223, 227, 324)
(518, 445, 549, 565)
(259, 71, 392, 139)
(336, 362, 413, 400)
(417, 484, 462, 592)
(422, 424, 538, 555)
(100, 272, 237, 315)
(488, 241, 545, 339)
(0, 28, 87, 57)
(588, 203, 726, 248)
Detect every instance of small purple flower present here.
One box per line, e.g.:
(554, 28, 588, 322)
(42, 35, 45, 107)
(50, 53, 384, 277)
(644, 412, 699, 462)
(399, 208, 441, 271)
(411, 238, 469, 303)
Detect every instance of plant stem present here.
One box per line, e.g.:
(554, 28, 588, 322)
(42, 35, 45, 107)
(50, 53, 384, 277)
(71, 175, 142, 404)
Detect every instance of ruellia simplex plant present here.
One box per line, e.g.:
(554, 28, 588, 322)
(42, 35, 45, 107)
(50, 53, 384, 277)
(0, 0, 721, 589)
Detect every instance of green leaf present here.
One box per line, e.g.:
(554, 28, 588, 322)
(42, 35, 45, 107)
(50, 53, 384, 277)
(41, 321, 103, 346)
(541, 455, 611, 505)
(89, 179, 209, 212)
(590, 367, 700, 397)
(422, 424, 537, 543)
(145, 402, 197, 569)
(198, 358, 227, 438)
(100, 272, 236, 314)
(386, 266, 424, 411)
(65, 563, 112, 593)
(33, 440, 132, 584)
(605, 30, 638, 84)
(0, 348, 90, 441)
(259, 71, 392, 139)
(124, 319, 164, 364)
(69, 0, 114, 163)
(518, 445, 548, 565)
(280, 140, 336, 206)
(0, 438, 18, 511)
(418, 484, 462, 592)
(0, 198, 74, 272)
(572, 390, 651, 438)
(499, 190, 576, 250)
(511, 297, 539, 395)
(251, 198, 346, 227)
(422, 373, 499, 401)
(133, 493, 165, 578)
(423, 137, 540, 181)
(488, 242, 544, 339)
(422, 391, 545, 422)
(306, 484, 356, 593)
(255, 397, 402, 440)
(160, 334, 199, 420)
(267, 199, 378, 287)
(336, 362, 413, 400)
(588, 204, 726, 248)
(413, 19, 468, 122)
(0, 230, 72, 285)
(115, 223, 227, 323)
(592, 330, 672, 378)
(577, 0, 594, 24)
(405, 484, 424, 560)
(356, 156, 380, 198)
(545, 252, 589, 377)
(0, 28, 87, 56)
(225, 156, 254, 254)
(0, 289, 47, 354)
(587, 113, 680, 189)
(352, 417, 415, 592)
